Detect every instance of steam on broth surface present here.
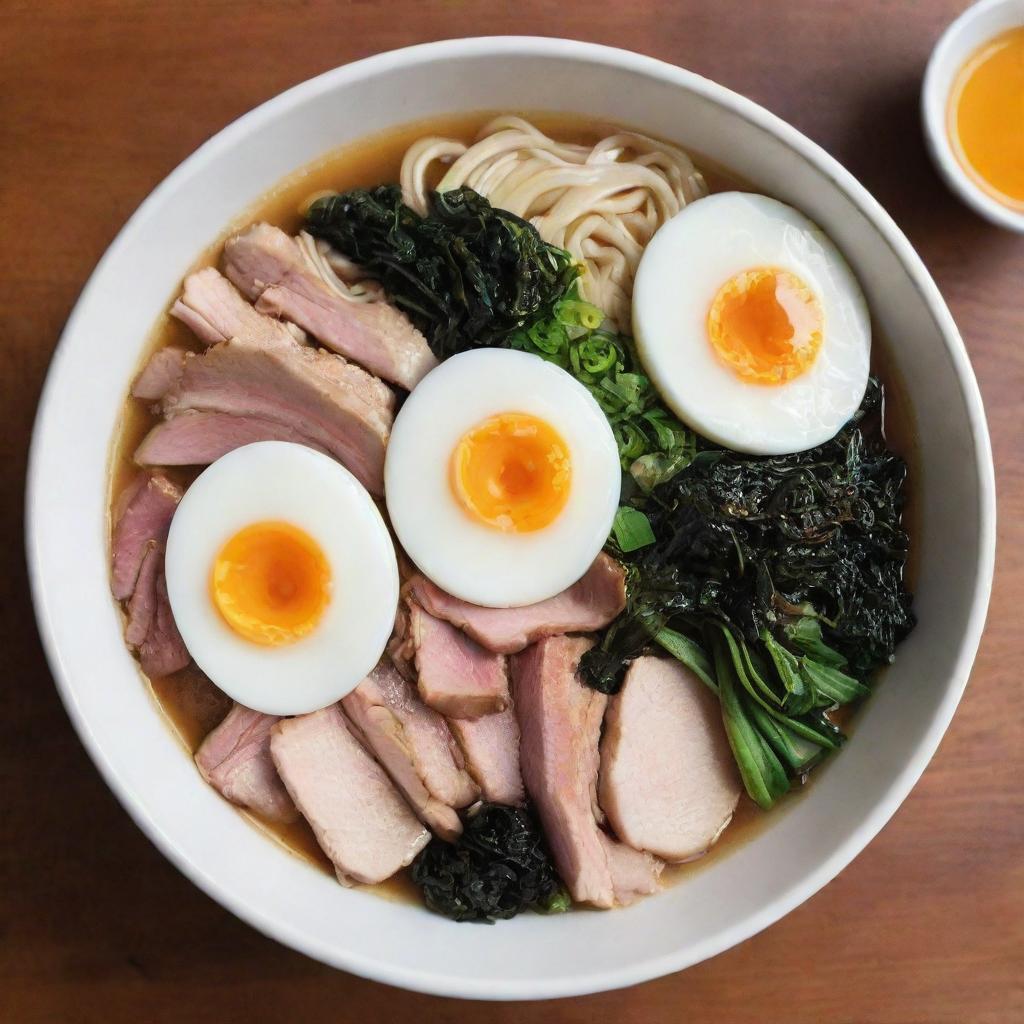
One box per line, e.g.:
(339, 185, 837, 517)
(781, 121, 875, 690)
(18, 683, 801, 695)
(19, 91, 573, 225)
(110, 111, 916, 914)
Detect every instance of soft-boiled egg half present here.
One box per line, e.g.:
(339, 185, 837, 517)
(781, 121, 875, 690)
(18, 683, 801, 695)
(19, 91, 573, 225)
(165, 441, 398, 715)
(385, 348, 621, 607)
(633, 192, 870, 454)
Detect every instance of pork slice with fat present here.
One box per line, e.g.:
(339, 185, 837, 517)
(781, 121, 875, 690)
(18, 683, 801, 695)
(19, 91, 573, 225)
(170, 267, 395, 413)
(195, 703, 298, 823)
(599, 656, 741, 862)
(342, 660, 478, 841)
(160, 329, 391, 494)
(408, 601, 509, 718)
(270, 705, 429, 885)
(512, 636, 662, 909)
(224, 223, 437, 390)
(407, 553, 627, 655)
(171, 265, 301, 347)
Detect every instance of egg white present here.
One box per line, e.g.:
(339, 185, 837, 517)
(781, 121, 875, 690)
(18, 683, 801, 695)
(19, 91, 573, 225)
(165, 441, 398, 716)
(633, 192, 871, 455)
(385, 349, 621, 608)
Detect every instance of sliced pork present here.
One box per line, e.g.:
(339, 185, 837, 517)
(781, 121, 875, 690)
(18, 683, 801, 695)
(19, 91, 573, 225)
(513, 636, 662, 908)
(598, 832, 663, 905)
(407, 602, 509, 718)
(195, 704, 298, 823)
(446, 707, 525, 806)
(169, 267, 396, 413)
(124, 542, 159, 647)
(270, 706, 430, 885)
(112, 472, 189, 676)
(110, 472, 181, 600)
(599, 657, 741, 862)
(171, 265, 301, 347)
(223, 223, 437, 390)
(135, 410, 331, 467)
(132, 347, 187, 401)
(342, 661, 478, 841)
(407, 553, 627, 655)
(156, 328, 392, 494)
(137, 561, 190, 677)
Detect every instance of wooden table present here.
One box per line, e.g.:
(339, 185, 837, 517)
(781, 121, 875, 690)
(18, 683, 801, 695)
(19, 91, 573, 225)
(2, 2, 1021, 1021)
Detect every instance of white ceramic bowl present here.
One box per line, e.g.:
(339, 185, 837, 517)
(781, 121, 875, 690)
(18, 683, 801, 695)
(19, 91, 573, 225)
(27, 37, 995, 1000)
(923, 0, 1024, 230)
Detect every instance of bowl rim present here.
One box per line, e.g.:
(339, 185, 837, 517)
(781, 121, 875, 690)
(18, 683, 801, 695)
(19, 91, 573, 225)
(922, 0, 1024, 231)
(26, 35, 997, 1000)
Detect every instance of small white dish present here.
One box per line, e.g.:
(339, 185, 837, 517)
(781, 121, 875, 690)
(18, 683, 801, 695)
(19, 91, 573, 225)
(923, 0, 1024, 230)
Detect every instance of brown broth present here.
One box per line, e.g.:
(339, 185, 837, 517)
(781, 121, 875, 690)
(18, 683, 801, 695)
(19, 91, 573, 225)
(109, 110, 918, 906)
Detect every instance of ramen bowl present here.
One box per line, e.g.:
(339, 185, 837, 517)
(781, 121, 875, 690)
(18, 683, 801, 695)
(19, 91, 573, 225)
(26, 37, 995, 1000)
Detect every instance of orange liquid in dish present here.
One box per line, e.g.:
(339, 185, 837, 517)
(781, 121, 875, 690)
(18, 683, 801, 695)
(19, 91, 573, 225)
(948, 27, 1024, 210)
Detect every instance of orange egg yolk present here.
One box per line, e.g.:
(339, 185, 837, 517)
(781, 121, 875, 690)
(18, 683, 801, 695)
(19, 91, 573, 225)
(451, 412, 571, 533)
(948, 27, 1024, 210)
(707, 267, 824, 385)
(211, 521, 331, 646)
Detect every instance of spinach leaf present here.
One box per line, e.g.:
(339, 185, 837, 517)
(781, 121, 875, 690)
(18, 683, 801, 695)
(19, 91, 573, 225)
(411, 803, 569, 923)
(579, 381, 915, 808)
(612, 506, 656, 553)
(305, 186, 579, 360)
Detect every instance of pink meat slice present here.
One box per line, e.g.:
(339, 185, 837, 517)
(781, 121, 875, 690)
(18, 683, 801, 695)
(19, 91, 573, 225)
(223, 223, 437, 390)
(597, 832, 663, 906)
(195, 703, 298, 823)
(171, 265, 301, 347)
(137, 561, 190, 677)
(599, 657, 741, 862)
(135, 410, 332, 466)
(407, 553, 627, 655)
(124, 541, 159, 647)
(110, 472, 181, 600)
(512, 636, 663, 909)
(132, 347, 187, 401)
(342, 661, 478, 840)
(270, 706, 429, 885)
(408, 602, 509, 718)
(158, 328, 392, 495)
(446, 706, 525, 806)
(170, 267, 396, 413)
(111, 472, 189, 676)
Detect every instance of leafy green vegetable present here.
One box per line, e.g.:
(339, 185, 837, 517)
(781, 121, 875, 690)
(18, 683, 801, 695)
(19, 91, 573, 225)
(579, 381, 914, 807)
(305, 186, 578, 360)
(713, 631, 789, 810)
(410, 803, 569, 923)
(612, 506, 655, 553)
(506, 292, 696, 488)
(654, 626, 717, 692)
(307, 184, 696, 488)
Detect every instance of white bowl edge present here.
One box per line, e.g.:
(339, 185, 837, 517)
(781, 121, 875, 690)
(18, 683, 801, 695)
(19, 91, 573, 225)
(26, 37, 997, 1000)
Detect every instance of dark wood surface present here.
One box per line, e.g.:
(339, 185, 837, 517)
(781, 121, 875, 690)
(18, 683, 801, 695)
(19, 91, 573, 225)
(2, 2, 1021, 1021)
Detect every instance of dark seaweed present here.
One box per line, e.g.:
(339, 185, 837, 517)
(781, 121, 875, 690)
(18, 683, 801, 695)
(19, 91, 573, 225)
(581, 379, 915, 692)
(410, 803, 570, 922)
(305, 185, 579, 361)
